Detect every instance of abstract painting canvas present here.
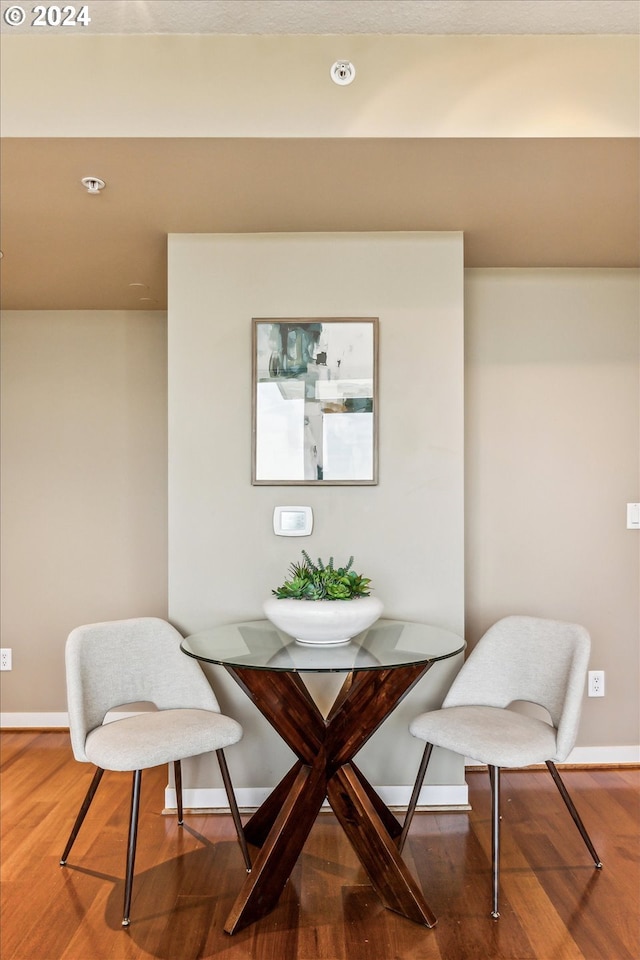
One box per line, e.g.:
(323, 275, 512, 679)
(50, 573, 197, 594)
(252, 318, 378, 484)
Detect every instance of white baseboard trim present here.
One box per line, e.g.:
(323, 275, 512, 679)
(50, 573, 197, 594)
(464, 745, 640, 766)
(164, 782, 470, 813)
(564, 745, 640, 765)
(0, 707, 152, 728)
(0, 712, 69, 728)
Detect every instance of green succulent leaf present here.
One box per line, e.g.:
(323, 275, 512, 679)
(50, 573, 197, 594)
(271, 552, 373, 601)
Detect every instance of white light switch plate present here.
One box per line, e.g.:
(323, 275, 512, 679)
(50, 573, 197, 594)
(627, 503, 640, 529)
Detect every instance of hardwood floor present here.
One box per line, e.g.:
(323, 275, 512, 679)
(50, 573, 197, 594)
(1, 731, 638, 960)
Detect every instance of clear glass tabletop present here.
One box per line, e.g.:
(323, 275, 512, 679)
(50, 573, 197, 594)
(181, 618, 465, 673)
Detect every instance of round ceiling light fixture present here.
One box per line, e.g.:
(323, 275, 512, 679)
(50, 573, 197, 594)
(330, 60, 355, 86)
(81, 176, 106, 194)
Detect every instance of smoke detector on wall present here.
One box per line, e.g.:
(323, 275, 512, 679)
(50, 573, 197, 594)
(330, 61, 355, 85)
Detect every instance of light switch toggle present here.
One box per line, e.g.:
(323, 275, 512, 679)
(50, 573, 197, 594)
(627, 503, 640, 529)
(273, 506, 313, 537)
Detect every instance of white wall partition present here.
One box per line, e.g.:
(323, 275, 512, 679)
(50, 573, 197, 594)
(168, 232, 465, 808)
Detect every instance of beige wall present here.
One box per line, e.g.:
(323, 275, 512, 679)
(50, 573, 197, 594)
(168, 232, 465, 633)
(0, 310, 168, 715)
(167, 232, 466, 794)
(465, 269, 640, 749)
(1, 268, 638, 758)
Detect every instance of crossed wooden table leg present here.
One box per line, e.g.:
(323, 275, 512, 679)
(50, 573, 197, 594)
(222, 661, 437, 934)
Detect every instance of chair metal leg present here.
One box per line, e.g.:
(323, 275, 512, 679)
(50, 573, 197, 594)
(546, 760, 603, 868)
(216, 749, 251, 872)
(122, 770, 142, 927)
(174, 759, 184, 825)
(60, 766, 105, 865)
(489, 765, 500, 919)
(399, 742, 434, 854)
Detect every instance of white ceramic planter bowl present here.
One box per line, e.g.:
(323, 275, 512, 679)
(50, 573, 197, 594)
(263, 595, 383, 645)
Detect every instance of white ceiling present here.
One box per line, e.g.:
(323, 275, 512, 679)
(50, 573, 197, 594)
(2, 0, 639, 35)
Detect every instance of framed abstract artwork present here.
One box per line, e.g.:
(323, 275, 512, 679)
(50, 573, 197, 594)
(252, 317, 378, 485)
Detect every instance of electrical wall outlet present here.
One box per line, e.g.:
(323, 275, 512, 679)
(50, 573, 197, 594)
(0, 648, 12, 671)
(588, 670, 605, 697)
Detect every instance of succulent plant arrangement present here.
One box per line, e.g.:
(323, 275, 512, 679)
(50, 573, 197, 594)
(271, 551, 372, 601)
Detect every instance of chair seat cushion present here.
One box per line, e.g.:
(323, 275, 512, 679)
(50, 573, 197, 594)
(409, 705, 559, 768)
(84, 708, 243, 771)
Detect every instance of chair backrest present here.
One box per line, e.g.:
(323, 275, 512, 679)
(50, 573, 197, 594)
(65, 617, 220, 762)
(442, 616, 591, 761)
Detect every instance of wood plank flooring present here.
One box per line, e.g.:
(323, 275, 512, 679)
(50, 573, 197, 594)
(1, 731, 638, 960)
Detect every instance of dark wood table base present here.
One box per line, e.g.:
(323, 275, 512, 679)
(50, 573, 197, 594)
(223, 661, 437, 934)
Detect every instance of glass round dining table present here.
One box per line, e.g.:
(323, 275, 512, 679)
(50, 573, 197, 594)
(181, 618, 465, 934)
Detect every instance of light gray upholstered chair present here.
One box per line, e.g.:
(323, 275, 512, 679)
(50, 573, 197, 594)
(59, 617, 251, 926)
(400, 616, 602, 918)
